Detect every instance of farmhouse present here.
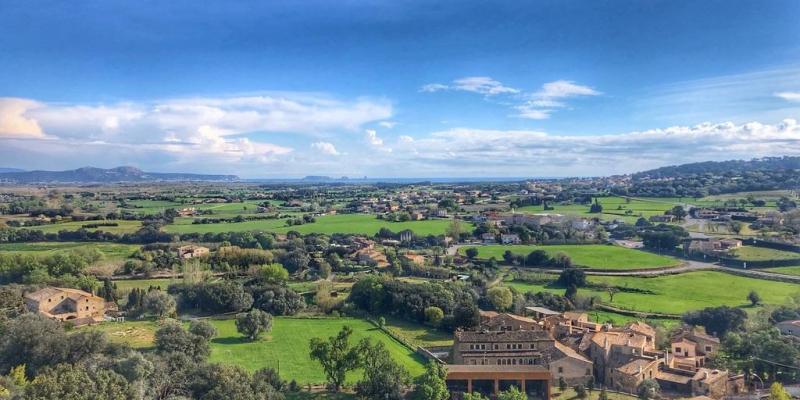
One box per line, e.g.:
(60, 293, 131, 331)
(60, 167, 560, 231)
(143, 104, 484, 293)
(685, 239, 742, 255)
(178, 244, 210, 259)
(500, 234, 521, 244)
(24, 287, 106, 326)
(668, 326, 720, 371)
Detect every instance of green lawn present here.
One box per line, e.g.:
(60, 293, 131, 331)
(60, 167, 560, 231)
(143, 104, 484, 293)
(517, 196, 683, 224)
(206, 318, 426, 384)
(461, 244, 680, 270)
(730, 246, 800, 261)
(18, 220, 143, 234)
(113, 278, 176, 292)
(88, 317, 427, 384)
(163, 214, 452, 236)
(506, 271, 800, 315)
(0, 242, 139, 260)
(763, 266, 800, 277)
(383, 317, 453, 347)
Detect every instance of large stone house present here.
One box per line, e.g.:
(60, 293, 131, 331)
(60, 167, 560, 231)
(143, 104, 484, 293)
(668, 327, 720, 371)
(24, 287, 106, 326)
(178, 244, 210, 259)
(579, 322, 661, 392)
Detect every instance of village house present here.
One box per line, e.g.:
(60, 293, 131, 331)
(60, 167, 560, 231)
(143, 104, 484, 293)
(177, 207, 198, 217)
(500, 233, 521, 244)
(24, 287, 106, 326)
(479, 311, 541, 331)
(685, 239, 742, 256)
(481, 233, 497, 244)
(177, 244, 210, 259)
(579, 322, 661, 393)
(668, 326, 720, 371)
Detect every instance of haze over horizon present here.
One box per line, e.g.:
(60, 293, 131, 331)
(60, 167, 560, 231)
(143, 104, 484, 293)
(2, 1, 800, 178)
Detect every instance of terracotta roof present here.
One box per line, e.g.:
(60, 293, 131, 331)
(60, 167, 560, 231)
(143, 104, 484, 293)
(455, 330, 552, 342)
(615, 358, 655, 375)
(25, 287, 101, 303)
(553, 341, 591, 363)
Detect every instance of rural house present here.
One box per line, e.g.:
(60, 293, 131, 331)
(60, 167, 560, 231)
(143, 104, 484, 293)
(24, 287, 106, 326)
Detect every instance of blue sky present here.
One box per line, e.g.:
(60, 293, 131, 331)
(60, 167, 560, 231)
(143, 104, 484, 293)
(1, 0, 800, 177)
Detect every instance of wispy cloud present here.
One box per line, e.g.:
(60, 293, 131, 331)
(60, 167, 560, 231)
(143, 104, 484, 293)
(776, 92, 800, 102)
(420, 76, 599, 120)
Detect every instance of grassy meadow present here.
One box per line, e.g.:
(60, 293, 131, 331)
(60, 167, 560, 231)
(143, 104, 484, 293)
(18, 220, 143, 234)
(91, 317, 428, 384)
(730, 246, 800, 261)
(162, 213, 452, 236)
(0, 241, 139, 260)
(460, 244, 680, 270)
(506, 270, 800, 315)
(517, 196, 683, 223)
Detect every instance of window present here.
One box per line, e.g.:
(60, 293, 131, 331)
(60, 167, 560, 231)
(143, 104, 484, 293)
(558, 367, 563, 373)
(494, 344, 498, 350)
(675, 347, 681, 353)
(481, 344, 486, 350)
(705, 346, 712, 352)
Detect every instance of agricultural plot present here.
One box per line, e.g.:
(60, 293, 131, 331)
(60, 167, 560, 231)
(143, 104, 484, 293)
(205, 318, 426, 384)
(19, 220, 143, 234)
(460, 244, 680, 270)
(516, 196, 682, 224)
(506, 271, 800, 315)
(88, 317, 428, 384)
(0, 242, 139, 260)
(730, 246, 800, 261)
(763, 266, 800, 277)
(163, 214, 452, 236)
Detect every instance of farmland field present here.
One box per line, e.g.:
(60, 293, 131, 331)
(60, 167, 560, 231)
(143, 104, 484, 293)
(113, 278, 176, 292)
(763, 266, 800, 277)
(205, 318, 426, 384)
(17, 220, 143, 234)
(517, 196, 683, 223)
(460, 244, 680, 270)
(88, 317, 427, 384)
(730, 246, 800, 261)
(162, 213, 452, 236)
(506, 271, 800, 315)
(0, 242, 139, 260)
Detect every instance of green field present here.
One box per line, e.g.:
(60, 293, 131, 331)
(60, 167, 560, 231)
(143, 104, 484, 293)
(383, 317, 453, 347)
(517, 196, 682, 223)
(461, 244, 680, 270)
(730, 246, 800, 261)
(205, 318, 426, 384)
(17, 220, 143, 234)
(0, 242, 139, 260)
(763, 266, 800, 277)
(90, 317, 427, 384)
(163, 214, 452, 236)
(506, 271, 800, 315)
(113, 278, 176, 292)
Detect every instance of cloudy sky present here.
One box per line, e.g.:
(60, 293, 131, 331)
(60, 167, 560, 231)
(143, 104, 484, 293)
(1, 1, 800, 178)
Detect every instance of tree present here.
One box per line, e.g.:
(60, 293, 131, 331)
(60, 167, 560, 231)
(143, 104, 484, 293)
(497, 386, 526, 400)
(558, 377, 567, 392)
(589, 199, 603, 213)
(412, 361, 449, 400)
(23, 363, 130, 400)
(465, 247, 479, 260)
(748, 290, 762, 306)
(143, 290, 176, 318)
(487, 286, 513, 311)
(637, 379, 660, 400)
(309, 326, 363, 392)
(188, 320, 218, 341)
(557, 268, 587, 287)
(257, 263, 289, 283)
(575, 384, 587, 399)
(154, 321, 210, 360)
(235, 309, 273, 341)
(769, 382, 791, 400)
(446, 219, 463, 241)
(670, 206, 687, 220)
(424, 306, 445, 327)
(355, 340, 410, 400)
(463, 393, 489, 400)
(526, 250, 551, 267)
(683, 306, 747, 337)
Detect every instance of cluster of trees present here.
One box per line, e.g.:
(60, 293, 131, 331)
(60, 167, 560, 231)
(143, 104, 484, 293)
(493, 249, 574, 269)
(348, 276, 480, 331)
(0, 313, 285, 399)
(619, 156, 800, 197)
(609, 222, 689, 251)
(0, 248, 103, 286)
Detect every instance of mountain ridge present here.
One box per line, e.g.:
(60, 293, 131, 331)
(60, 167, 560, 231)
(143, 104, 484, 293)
(0, 166, 238, 183)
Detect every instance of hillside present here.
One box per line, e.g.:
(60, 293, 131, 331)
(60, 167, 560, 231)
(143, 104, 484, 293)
(0, 166, 238, 183)
(617, 157, 800, 197)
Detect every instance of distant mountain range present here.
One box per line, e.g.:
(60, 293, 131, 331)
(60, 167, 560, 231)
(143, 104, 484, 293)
(0, 166, 238, 183)
(0, 168, 25, 173)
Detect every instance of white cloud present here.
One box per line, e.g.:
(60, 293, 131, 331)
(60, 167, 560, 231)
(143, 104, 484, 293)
(0, 98, 46, 138)
(311, 141, 340, 156)
(365, 129, 392, 152)
(776, 92, 800, 102)
(379, 120, 397, 129)
(398, 135, 414, 143)
(420, 83, 449, 93)
(420, 76, 519, 96)
(517, 80, 601, 120)
(420, 77, 598, 120)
